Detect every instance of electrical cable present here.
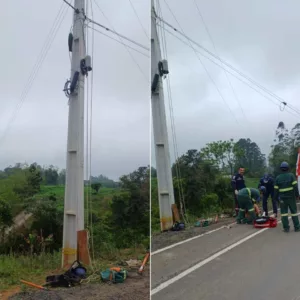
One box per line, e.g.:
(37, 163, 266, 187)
(158, 25, 300, 119)
(193, 0, 248, 122)
(87, 26, 149, 58)
(156, 14, 300, 117)
(89, 0, 95, 264)
(128, 0, 149, 39)
(0, 3, 69, 145)
(63, 0, 149, 51)
(162, 0, 240, 125)
(85, 0, 90, 233)
(92, 0, 148, 81)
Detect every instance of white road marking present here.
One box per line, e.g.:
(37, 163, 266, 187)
(151, 213, 297, 296)
(151, 225, 227, 256)
(152, 209, 279, 256)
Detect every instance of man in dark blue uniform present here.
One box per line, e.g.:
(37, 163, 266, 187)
(231, 167, 246, 216)
(258, 174, 277, 218)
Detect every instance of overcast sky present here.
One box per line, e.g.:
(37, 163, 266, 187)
(152, 0, 300, 168)
(2, 1, 300, 181)
(0, 0, 149, 180)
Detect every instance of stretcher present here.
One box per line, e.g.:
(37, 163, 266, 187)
(254, 216, 277, 228)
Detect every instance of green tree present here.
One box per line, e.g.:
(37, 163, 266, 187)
(91, 182, 101, 194)
(44, 166, 59, 185)
(13, 164, 42, 199)
(269, 121, 300, 176)
(110, 166, 149, 248)
(58, 169, 66, 185)
(235, 138, 266, 176)
(0, 198, 13, 240)
(200, 140, 244, 175)
(25, 196, 63, 251)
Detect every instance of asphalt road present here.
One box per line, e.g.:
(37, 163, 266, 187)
(151, 217, 300, 300)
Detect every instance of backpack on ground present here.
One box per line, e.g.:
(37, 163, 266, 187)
(100, 267, 127, 283)
(171, 221, 185, 231)
(45, 260, 87, 288)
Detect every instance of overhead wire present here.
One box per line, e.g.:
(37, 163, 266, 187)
(63, 0, 149, 51)
(0, 3, 69, 145)
(85, 0, 90, 235)
(155, 1, 187, 223)
(82, 0, 95, 266)
(87, 25, 149, 58)
(156, 14, 300, 117)
(193, 0, 248, 122)
(128, 0, 149, 39)
(89, 0, 95, 264)
(158, 25, 300, 119)
(92, 0, 148, 81)
(86, 17, 149, 51)
(162, 0, 240, 125)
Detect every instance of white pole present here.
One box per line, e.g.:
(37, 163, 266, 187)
(62, 0, 86, 267)
(151, 0, 175, 231)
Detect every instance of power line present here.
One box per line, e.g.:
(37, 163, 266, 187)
(0, 3, 69, 145)
(63, 0, 149, 51)
(156, 14, 300, 117)
(92, 0, 148, 81)
(193, 0, 248, 121)
(88, 0, 95, 263)
(63, 0, 77, 12)
(128, 0, 149, 39)
(162, 0, 240, 125)
(159, 25, 300, 119)
(87, 26, 149, 57)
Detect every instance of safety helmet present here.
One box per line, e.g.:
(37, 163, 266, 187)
(259, 186, 266, 192)
(280, 161, 289, 170)
(263, 174, 269, 183)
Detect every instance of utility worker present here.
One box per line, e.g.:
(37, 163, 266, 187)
(236, 187, 260, 224)
(231, 167, 246, 217)
(275, 162, 300, 232)
(258, 174, 277, 218)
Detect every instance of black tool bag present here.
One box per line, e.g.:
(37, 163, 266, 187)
(45, 260, 87, 288)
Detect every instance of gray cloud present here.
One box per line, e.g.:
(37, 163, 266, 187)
(0, 0, 149, 181)
(151, 0, 300, 167)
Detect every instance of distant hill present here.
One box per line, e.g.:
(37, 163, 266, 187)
(85, 174, 119, 188)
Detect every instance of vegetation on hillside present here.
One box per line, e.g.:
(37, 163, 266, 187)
(268, 121, 300, 176)
(0, 162, 149, 290)
(151, 137, 267, 232)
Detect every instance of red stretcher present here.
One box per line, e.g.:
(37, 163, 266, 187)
(254, 216, 277, 228)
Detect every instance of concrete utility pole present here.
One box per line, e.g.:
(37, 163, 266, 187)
(151, 0, 175, 231)
(62, 0, 86, 267)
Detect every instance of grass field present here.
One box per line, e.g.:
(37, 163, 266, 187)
(245, 177, 259, 188)
(0, 247, 146, 292)
(37, 185, 120, 198)
(1, 184, 145, 292)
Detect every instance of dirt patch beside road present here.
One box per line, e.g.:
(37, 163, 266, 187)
(151, 217, 236, 252)
(7, 269, 149, 300)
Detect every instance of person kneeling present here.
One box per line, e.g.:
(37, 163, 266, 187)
(236, 188, 261, 224)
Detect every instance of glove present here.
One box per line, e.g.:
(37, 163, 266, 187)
(234, 190, 238, 196)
